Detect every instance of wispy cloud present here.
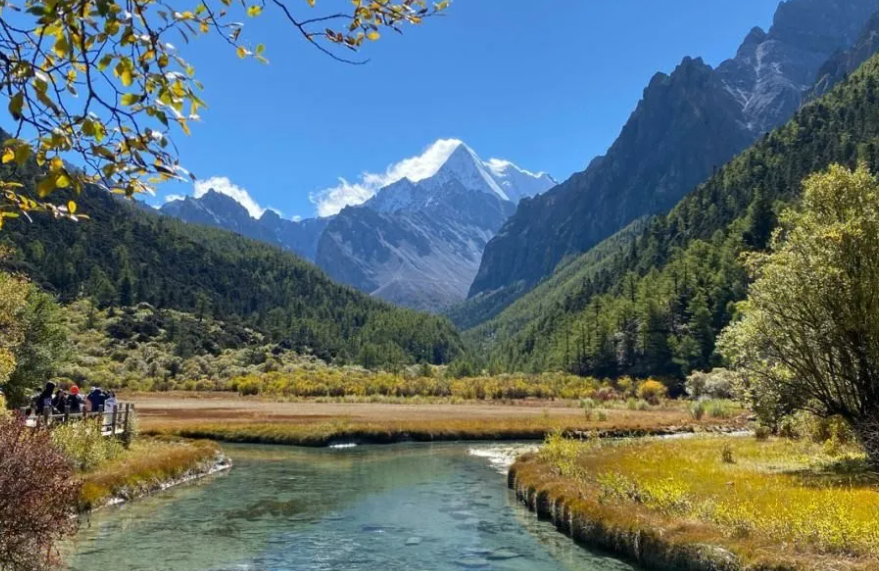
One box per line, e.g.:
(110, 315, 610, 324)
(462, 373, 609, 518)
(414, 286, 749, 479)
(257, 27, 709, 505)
(164, 194, 186, 203)
(309, 138, 464, 217)
(193, 176, 265, 218)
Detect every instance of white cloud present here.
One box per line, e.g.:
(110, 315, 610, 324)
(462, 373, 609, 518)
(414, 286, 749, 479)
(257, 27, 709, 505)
(164, 194, 186, 203)
(309, 138, 464, 217)
(484, 157, 546, 179)
(193, 176, 265, 218)
(292, 215, 302, 222)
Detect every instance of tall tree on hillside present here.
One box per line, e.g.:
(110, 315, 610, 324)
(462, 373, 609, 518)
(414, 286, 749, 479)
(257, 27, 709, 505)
(719, 164, 879, 468)
(0, 0, 449, 225)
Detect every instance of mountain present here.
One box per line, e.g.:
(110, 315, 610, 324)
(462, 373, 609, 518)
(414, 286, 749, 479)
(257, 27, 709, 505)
(315, 143, 555, 312)
(468, 0, 878, 308)
(161, 191, 329, 261)
(808, 10, 879, 99)
(0, 156, 464, 368)
(465, 49, 879, 378)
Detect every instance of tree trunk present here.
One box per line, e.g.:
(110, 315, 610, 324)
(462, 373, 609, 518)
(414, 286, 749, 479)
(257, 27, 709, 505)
(851, 413, 879, 471)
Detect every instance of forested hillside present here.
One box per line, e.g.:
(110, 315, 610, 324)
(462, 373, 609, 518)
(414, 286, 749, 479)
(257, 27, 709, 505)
(466, 52, 879, 382)
(0, 161, 463, 368)
(469, 0, 877, 308)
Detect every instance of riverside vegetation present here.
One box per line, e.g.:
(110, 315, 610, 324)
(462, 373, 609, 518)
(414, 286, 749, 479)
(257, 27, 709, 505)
(511, 427, 879, 570)
(4, 9, 879, 571)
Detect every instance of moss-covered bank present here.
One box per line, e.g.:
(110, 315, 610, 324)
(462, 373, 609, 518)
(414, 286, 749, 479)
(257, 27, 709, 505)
(508, 439, 879, 571)
(78, 439, 230, 512)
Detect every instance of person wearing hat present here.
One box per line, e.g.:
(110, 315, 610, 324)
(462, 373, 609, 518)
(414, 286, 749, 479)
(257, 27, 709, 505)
(87, 387, 106, 413)
(67, 385, 84, 414)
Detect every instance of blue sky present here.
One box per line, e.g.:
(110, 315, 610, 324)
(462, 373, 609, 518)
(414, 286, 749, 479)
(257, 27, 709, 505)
(152, 0, 780, 220)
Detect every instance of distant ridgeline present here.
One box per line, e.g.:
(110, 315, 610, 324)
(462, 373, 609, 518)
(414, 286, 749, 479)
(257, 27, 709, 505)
(0, 159, 463, 368)
(465, 52, 879, 381)
(464, 0, 879, 324)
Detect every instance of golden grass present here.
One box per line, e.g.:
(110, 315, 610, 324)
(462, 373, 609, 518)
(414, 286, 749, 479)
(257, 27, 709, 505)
(511, 434, 879, 570)
(142, 407, 745, 447)
(78, 439, 221, 511)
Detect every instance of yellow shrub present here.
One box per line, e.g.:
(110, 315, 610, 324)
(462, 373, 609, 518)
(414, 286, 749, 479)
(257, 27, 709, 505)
(637, 379, 668, 405)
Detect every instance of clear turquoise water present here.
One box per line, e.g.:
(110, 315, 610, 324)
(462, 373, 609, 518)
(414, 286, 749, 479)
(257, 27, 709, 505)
(66, 443, 639, 571)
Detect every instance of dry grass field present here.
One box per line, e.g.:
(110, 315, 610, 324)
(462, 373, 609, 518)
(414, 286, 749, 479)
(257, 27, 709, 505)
(127, 392, 745, 446)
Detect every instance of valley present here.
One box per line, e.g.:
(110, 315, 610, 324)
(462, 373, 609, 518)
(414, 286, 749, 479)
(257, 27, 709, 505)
(4, 1, 879, 571)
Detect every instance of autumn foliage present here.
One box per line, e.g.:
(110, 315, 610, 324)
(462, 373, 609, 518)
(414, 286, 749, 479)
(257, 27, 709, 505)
(0, 417, 79, 571)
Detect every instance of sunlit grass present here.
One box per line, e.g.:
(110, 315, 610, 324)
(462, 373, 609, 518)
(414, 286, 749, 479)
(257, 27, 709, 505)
(524, 434, 879, 566)
(143, 406, 742, 447)
(78, 439, 220, 511)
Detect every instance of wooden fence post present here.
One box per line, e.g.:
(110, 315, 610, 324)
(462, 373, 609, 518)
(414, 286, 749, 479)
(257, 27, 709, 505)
(110, 405, 118, 435)
(63, 400, 70, 424)
(123, 403, 131, 438)
(42, 405, 50, 427)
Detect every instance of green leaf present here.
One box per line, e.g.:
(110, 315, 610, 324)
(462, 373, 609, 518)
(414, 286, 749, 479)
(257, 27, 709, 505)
(8, 92, 24, 120)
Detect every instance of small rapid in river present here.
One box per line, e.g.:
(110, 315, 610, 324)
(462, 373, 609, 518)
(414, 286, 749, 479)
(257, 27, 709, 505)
(67, 443, 640, 571)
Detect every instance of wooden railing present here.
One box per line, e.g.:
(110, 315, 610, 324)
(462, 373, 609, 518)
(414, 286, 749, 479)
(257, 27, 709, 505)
(20, 403, 135, 437)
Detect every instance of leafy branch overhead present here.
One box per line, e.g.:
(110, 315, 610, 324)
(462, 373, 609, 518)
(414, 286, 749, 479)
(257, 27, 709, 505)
(0, 0, 449, 227)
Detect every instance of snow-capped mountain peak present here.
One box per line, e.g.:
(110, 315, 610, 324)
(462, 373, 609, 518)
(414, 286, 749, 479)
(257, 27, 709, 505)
(424, 142, 511, 201)
(484, 158, 558, 203)
(365, 141, 555, 213)
(365, 177, 426, 214)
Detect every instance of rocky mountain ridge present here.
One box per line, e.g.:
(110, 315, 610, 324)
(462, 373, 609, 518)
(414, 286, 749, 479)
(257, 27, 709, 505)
(468, 0, 879, 303)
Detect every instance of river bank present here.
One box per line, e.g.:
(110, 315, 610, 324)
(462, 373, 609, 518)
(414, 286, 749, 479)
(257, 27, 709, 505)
(147, 418, 747, 447)
(78, 439, 231, 512)
(508, 435, 879, 571)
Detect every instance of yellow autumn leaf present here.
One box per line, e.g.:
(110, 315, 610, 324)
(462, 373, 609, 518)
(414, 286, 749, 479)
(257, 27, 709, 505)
(236, 46, 248, 59)
(367, 30, 380, 41)
(1, 149, 13, 164)
(68, 201, 77, 214)
(55, 174, 71, 188)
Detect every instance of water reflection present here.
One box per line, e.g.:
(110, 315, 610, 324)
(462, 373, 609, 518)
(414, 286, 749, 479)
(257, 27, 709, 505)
(67, 443, 640, 571)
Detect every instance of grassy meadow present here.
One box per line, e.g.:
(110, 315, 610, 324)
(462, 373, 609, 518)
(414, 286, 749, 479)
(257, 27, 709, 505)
(131, 390, 746, 446)
(511, 433, 879, 570)
(48, 417, 223, 511)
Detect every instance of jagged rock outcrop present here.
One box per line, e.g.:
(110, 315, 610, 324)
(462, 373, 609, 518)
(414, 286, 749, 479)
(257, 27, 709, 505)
(469, 0, 879, 302)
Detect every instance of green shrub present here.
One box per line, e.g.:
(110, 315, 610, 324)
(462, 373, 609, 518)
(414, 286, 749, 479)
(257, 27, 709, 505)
(704, 399, 736, 419)
(52, 419, 123, 472)
(689, 400, 705, 420)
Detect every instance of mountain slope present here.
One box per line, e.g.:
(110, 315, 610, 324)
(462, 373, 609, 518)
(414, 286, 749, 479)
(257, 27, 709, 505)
(469, 0, 877, 304)
(468, 50, 879, 378)
(161, 191, 329, 261)
(0, 163, 463, 368)
(808, 10, 879, 99)
(316, 143, 554, 311)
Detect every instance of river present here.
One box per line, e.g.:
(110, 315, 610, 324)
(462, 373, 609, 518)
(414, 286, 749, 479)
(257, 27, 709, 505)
(66, 443, 640, 571)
